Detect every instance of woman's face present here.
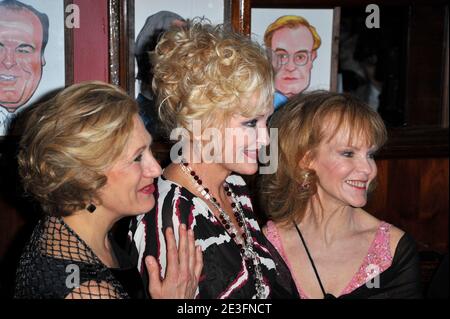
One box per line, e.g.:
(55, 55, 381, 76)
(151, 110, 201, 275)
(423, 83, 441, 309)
(219, 105, 274, 175)
(98, 115, 162, 216)
(309, 127, 378, 210)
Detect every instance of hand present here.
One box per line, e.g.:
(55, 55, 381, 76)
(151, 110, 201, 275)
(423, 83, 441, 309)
(145, 224, 203, 299)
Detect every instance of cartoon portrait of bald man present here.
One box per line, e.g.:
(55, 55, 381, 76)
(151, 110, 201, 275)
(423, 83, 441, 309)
(0, 0, 48, 113)
(264, 15, 321, 98)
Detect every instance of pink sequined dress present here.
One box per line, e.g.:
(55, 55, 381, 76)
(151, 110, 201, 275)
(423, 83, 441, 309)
(265, 220, 394, 299)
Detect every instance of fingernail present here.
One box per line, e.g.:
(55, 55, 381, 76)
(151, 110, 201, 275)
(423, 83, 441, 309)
(181, 224, 186, 230)
(188, 229, 194, 236)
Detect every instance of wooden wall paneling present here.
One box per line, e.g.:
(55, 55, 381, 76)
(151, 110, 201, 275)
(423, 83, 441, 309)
(418, 158, 449, 253)
(405, 5, 447, 126)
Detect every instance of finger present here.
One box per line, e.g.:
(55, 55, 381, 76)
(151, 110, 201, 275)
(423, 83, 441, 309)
(178, 224, 189, 280)
(164, 226, 179, 279)
(188, 229, 196, 276)
(194, 245, 203, 281)
(146, 256, 162, 298)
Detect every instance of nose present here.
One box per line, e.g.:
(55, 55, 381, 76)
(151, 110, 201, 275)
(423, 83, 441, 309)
(284, 56, 297, 71)
(1, 48, 17, 69)
(256, 126, 270, 147)
(143, 153, 163, 178)
(356, 156, 375, 175)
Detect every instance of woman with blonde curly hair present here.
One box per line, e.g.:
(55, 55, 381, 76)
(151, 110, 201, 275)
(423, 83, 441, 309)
(129, 22, 298, 298)
(260, 90, 422, 298)
(14, 81, 202, 299)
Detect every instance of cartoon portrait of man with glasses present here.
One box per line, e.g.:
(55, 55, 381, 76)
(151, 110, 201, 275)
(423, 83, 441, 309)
(264, 15, 321, 99)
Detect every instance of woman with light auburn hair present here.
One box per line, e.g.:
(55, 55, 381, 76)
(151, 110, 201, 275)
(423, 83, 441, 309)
(129, 22, 298, 298)
(260, 90, 422, 299)
(14, 81, 202, 299)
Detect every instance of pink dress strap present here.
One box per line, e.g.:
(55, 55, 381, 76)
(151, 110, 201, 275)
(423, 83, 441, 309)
(340, 221, 393, 295)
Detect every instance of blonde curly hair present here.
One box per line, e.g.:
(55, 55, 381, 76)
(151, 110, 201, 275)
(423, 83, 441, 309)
(152, 22, 274, 135)
(18, 81, 139, 216)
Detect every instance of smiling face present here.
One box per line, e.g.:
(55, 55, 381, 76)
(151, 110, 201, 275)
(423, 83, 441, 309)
(271, 25, 317, 98)
(309, 126, 378, 210)
(0, 7, 45, 112)
(98, 115, 162, 217)
(220, 109, 273, 175)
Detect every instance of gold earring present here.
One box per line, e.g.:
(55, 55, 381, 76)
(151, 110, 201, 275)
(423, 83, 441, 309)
(301, 172, 311, 190)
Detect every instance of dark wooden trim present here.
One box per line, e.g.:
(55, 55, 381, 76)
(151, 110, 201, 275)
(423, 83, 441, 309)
(64, 0, 74, 86)
(330, 7, 340, 92)
(228, 0, 251, 35)
(378, 127, 449, 158)
(108, 0, 120, 85)
(251, 0, 448, 8)
(108, 0, 134, 95)
(119, 0, 134, 94)
(442, 6, 449, 128)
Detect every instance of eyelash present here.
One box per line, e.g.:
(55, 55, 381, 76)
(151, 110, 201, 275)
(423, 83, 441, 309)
(243, 119, 258, 128)
(341, 151, 354, 158)
(341, 151, 376, 159)
(134, 154, 143, 162)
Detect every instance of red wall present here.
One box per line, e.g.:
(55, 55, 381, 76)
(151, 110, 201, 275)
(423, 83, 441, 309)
(73, 0, 109, 83)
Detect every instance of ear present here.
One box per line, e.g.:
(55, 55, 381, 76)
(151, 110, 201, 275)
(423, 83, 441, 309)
(311, 50, 317, 62)
(298, 150, 314, 170)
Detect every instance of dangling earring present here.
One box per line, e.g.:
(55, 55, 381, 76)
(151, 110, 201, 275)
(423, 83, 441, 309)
(301, 172, 311, 190)
(86, 203, 96, 213)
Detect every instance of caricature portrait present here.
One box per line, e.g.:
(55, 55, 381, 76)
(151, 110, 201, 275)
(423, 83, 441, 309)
(264, 16, 321, 98)
(252, 8, 334, 108)
(0, 0, 47, 112)
(0, 0, 65, 136)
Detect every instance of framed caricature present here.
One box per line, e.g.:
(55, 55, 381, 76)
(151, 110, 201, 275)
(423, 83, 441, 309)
(251, 8, 337, 97)
(0, 0, 72, 137)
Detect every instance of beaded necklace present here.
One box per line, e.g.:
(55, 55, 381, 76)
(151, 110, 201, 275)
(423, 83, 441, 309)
(179, 160, 266, 298)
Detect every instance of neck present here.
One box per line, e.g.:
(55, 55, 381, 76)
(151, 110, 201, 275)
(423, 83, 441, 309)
(186, 161, 231, 197)
(300, 196, 355, 246)
(180, 143, 231, 196)
(63, 207, 119, 260)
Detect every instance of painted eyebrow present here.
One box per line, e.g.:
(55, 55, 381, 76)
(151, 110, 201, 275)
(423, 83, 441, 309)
(16, 43, 35, 51)
(131, 137, 153, 158)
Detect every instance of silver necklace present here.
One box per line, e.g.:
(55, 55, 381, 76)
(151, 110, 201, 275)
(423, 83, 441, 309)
(179, 160, 266, 298)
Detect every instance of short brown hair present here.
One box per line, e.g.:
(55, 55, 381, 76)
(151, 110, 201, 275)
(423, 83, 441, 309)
(18, 81, 139, 216)
(260, 90, 387, 225)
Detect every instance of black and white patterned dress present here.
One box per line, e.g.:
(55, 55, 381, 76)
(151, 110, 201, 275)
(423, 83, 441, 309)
(129, 174, 298, 299)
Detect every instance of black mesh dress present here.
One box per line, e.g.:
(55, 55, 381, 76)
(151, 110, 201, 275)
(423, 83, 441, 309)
(14, 215, 146, 299)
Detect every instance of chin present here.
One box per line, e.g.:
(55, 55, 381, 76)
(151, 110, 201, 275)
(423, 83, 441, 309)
(134, 198, 156, 215)
(233, 163, 259, 176)
(349, 198, 368, 208)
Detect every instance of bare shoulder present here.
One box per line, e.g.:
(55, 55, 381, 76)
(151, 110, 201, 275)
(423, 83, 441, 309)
(355, 208, 405, 256)
(354, 208, 382, 232)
